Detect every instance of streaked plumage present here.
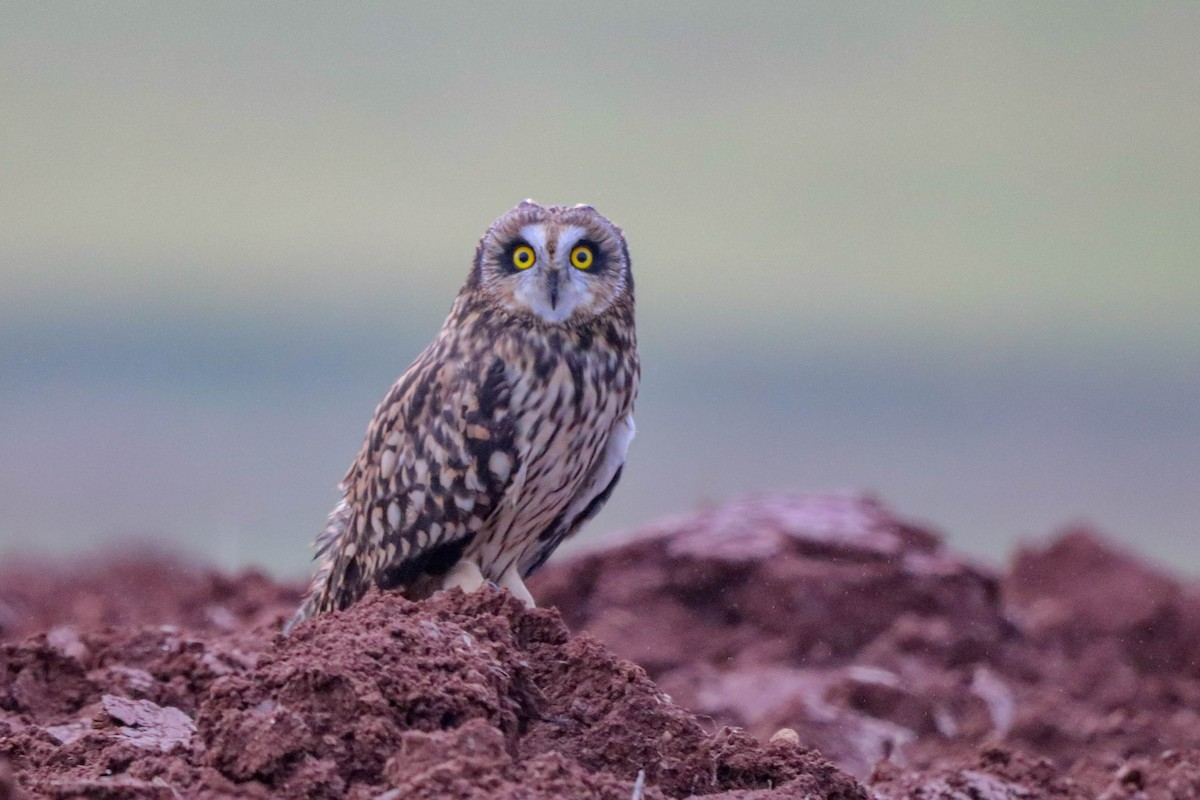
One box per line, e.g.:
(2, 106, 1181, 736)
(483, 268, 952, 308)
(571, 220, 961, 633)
(287, 201, 638, 632)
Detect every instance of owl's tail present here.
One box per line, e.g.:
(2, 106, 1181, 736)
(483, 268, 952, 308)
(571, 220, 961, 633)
(283, 498, 355, 635)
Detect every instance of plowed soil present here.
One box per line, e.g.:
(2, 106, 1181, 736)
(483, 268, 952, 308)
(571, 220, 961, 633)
(2, 493, 1199, 798)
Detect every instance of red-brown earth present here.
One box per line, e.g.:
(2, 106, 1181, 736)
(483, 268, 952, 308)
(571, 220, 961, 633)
(1, 493, 1198, 798)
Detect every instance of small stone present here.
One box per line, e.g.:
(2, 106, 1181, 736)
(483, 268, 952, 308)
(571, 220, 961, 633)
(769, 727, 800, 745)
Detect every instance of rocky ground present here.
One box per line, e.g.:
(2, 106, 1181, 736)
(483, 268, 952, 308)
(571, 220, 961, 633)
(1, 493, 1199, 798)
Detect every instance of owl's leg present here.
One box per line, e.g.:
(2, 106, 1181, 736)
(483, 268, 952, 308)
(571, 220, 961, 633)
(441, 558, 486, 595)
(497, 564, 536, 608)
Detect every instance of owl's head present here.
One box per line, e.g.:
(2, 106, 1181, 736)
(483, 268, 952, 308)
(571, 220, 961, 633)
(467, 201, 632, 325)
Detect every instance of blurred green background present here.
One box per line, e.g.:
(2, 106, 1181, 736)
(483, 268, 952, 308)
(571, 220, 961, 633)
(2, 2, 1197, 576)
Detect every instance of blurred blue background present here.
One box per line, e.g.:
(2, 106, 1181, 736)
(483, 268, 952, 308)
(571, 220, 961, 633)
(2, 2, 1197, 576)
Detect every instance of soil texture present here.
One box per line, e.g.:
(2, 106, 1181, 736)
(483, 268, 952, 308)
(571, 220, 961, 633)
(2, 493, 1199, 798)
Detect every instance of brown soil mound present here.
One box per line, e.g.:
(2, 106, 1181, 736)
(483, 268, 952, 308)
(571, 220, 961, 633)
(2, 493, 1199, 798)
(530, 493, 1200, 796)
(0, 551, 861, 798)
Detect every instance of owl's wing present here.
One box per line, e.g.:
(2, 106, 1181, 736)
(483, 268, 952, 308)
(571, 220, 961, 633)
(290, 347, 518, 627)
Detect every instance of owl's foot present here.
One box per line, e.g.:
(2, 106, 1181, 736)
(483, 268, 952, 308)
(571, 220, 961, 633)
(498, 564, 536, 608)
(441, 558, 486, 595)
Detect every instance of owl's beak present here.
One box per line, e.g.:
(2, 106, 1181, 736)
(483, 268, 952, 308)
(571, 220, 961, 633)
(546, 269, 560, 309)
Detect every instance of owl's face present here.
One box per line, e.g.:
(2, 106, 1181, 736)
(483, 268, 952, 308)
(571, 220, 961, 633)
(470, 201, 631, 325)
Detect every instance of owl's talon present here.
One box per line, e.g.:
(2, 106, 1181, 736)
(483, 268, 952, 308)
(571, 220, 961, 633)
(441, 559, 486, 595)
(498, 564, 536, 608)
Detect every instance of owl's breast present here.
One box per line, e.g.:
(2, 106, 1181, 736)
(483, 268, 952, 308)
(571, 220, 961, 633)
(471, 338, 636, 576)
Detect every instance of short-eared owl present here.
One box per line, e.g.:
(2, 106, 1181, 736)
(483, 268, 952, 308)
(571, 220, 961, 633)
(287, 201, 638, 631)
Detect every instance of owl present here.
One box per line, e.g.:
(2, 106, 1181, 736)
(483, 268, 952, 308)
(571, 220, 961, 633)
(286, 201, 639, 632)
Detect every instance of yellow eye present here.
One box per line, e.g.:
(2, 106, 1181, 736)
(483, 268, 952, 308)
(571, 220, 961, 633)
(570, 244, 594, 270)
(511, 244, 536, 270)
